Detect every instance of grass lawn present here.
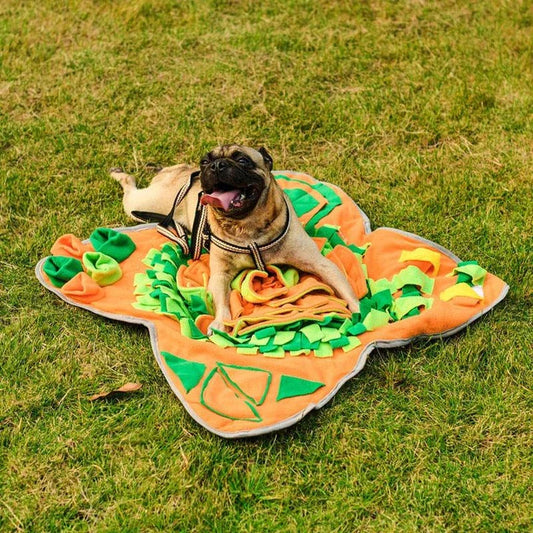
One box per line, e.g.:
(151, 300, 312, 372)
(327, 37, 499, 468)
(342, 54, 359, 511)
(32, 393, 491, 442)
(1, 0, 531, 530)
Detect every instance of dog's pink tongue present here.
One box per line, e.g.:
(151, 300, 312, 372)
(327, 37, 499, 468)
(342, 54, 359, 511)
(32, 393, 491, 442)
(201, 190, 241, 211)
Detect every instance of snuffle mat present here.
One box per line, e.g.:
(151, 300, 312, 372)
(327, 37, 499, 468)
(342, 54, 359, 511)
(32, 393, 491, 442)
(36, 171, 508, 437)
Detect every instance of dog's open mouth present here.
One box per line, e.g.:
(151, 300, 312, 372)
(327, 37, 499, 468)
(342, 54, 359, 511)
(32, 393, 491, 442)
(200, 184, 259, 212)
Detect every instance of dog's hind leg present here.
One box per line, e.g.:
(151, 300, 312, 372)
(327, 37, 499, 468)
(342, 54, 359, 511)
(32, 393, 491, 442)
(111, 164, 197, 222)
(110, 168, 143, 221)
(110, 168, 173, 222)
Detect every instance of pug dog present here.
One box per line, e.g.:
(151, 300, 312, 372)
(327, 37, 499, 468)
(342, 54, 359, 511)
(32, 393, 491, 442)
(111, 145, 360, 334)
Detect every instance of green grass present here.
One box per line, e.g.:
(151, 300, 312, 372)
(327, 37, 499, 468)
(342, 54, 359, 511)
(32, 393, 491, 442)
(1, 0, 532, 530)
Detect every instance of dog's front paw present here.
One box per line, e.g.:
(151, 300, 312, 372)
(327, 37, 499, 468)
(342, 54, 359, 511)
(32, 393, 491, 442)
(207, 319, 228, 336)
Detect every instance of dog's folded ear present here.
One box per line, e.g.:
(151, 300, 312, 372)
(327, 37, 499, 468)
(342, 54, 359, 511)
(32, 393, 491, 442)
(258, 147, 273, 171)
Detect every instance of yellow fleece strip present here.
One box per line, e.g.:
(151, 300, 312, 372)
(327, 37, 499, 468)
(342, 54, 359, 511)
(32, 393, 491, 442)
(440, 283, 483, 302)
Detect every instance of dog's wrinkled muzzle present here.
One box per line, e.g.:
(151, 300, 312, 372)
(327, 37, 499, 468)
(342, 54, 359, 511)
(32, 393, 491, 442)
(200, 162, 264, 214)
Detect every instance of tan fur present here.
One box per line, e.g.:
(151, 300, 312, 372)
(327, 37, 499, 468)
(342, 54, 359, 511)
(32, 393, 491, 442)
(112, 145, 360, 334)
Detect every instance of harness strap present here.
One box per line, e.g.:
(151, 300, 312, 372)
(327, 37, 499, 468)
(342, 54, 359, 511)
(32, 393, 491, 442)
(209, 197, 291, 271)
(133, 173, 291, 271)
(189, 192, 210, 260)
(249, 242, 266, 272)
(153, 171, 201, 256)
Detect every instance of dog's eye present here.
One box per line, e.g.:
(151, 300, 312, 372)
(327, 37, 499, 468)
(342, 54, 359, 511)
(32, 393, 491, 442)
(237, 157, 250, 166)
(200, 158, 209, 166)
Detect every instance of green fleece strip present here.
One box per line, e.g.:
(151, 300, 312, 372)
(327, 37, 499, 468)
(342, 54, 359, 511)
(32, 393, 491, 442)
(342, 336, 362, 352)
(273, 331, 297, 345)
(362, 309, 390, 331)
(317, 316, 339, 327)
(256, 336, 274, 351)
(301, 324, 323, 344)
(284, 188, 320, 217)
(278, 267, 300, 287)
(230, 270, 247, 290)
(369, 278, 393, 295)
(237, 346, 259, 355)
(348, 243, 371, 255)
(305, 206, 339, 233)
(315, 343, 334, 358)
(315, 224, 363, 257)
(179, 318, 207, 340)
(209, 333, 235, 348)
(315, 225, 340, 240)
(282, 332, 305, 351)
(302, 339, 321, 351)
(402, 284, 422, 297)
(134, 272, 151, 286)
(339, 318, 352, 335)
(370, 289, 393, 311)
(152, 262, 166, 273)
(392, 296, 433, 320)
(89, 228, 136, 263)
(43, 256, 84, 287)
(321, 242, 334, 256)
(176, 285, 209, 306)
(392, 266, 434, 294)
(254, 326, 278, 340)
(152, 280, 174, 294)
(133, 283, 152, 296)
(359, 298, 373, 321)
(154, 271, 175, 286)
(142, 248, 160, 266)
(132, 301, 161, 313)
(347, 322, 367, 336)
(320, 327, 342, 342)
(213, 329, 251, 345)
(161, 243, 188, 267)
(162, 261, 178, 278)
(351, 312, 362, 323)
(189, 294, 209, 316)
(275, 174, 343, 234)
(451, 262, 487, 286)
(164, 298, 189, 317)
(136, 294, 162, 308)
(262, 347, 286, 358)
(174, 286, 204, 309)
(82, 252, 122, 286)
(250, 334, 272, 346)
(289, 349, 311, 356)
(329, 336, 351, 349)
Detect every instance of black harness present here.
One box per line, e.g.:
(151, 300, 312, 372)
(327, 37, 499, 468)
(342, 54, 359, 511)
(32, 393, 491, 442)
(131, 171, 291, 271)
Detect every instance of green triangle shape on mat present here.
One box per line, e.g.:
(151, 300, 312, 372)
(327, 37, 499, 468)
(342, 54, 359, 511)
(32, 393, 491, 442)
(162, 351, 206, 393)
(276, 375, 325, 401)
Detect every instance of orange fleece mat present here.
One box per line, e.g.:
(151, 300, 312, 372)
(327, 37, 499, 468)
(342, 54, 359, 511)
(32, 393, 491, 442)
(36, 171, 508, 437)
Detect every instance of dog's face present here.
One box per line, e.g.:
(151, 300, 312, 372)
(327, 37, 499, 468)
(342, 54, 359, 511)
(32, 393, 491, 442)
(199, 145, 273, 218)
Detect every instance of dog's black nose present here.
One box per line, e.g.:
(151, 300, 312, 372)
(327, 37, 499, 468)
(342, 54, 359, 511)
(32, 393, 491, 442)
(210, 159, 228, 172)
